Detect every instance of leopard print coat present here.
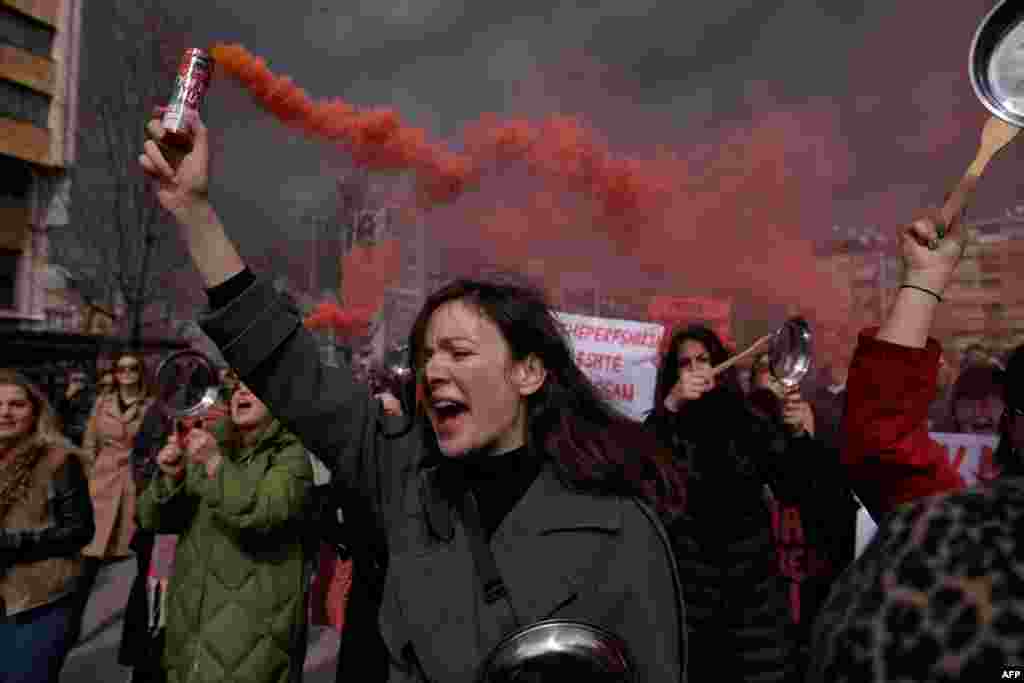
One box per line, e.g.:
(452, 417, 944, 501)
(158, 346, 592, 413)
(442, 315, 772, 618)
(808, 477, 1024, 681)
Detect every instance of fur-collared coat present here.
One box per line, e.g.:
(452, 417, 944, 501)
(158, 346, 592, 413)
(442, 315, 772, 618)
(0, 440, 95, 616)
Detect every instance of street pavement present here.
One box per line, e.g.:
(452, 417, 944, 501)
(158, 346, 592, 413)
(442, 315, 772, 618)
(61, 557, 342, 682)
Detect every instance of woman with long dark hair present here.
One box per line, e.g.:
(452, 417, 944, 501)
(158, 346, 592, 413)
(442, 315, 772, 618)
(645, 324, 795, 683)
(0, 369, 95, 683)
(139, 110, 687, 682)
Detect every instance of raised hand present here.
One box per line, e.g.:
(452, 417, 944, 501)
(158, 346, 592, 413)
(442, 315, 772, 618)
(877, 206, 969, 349)
(781, 388, 814, 437)
(664, 370, 714, 412)
(900, 206, 968, 298)
(156, 441, 186, 480)
(139, 107, 210, 216)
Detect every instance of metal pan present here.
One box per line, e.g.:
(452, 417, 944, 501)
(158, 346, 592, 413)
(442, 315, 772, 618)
(477, 619, 636, 683)
(768, 316, 813, 389)
(970, 0, 1024, 126)
(154, 349, 220, 419)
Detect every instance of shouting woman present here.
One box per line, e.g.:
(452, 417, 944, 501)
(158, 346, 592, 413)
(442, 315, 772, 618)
(138, 110, 687, 683)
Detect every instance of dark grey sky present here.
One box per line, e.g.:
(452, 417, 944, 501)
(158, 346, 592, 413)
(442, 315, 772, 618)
(80, 0, 1019, 312)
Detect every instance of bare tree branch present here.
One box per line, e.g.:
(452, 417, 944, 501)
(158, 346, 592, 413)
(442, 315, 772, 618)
(50, 0, 190, 342)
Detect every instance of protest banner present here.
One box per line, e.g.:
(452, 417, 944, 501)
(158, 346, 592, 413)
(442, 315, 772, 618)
(647, 295, 734, 348)
(556, 311, 665, 421)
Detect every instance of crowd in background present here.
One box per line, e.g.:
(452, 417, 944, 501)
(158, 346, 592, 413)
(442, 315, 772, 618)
(1, 312, 1019, 683)
(2, 262, 1021, 682)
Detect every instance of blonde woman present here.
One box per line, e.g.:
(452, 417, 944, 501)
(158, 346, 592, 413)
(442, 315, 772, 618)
(0, 369, 95, 683)
(67, 352, 155, 648)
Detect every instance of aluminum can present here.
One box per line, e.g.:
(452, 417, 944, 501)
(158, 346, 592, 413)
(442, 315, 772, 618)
(161, 48, 213, 140)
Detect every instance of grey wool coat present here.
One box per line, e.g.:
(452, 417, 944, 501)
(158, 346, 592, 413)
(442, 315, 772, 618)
(198, 278, 686, 683)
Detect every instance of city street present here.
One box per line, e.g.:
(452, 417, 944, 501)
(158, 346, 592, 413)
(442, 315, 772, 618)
(61, 558, 342, 682)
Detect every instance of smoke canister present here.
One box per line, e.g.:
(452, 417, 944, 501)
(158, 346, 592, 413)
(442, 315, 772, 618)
(161, 48, 214, 152)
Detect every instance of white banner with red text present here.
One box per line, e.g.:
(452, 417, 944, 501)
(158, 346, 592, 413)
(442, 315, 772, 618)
(556, 312, 665, 421)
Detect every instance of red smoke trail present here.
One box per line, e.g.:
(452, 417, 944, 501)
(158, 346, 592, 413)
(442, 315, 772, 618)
(304, 302, 375, 339)
(303, 238, 403, 338)
(213, 27, 991, 346)
(340, 238, 403, 313)
(211, 43, 475, 205)
(428, 94, 854, 335)
(210, 43, 672, 221)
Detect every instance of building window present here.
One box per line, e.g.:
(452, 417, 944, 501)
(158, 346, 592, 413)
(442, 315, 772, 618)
(0, 7, 56, 59)
(0, 79, 50, 128)
(0, 247, 18, 309)
(0, 154, 32, 203)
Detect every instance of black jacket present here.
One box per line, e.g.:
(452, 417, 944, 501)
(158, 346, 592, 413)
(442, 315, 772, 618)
(57, 390, 95, 448)
(197, 278, 687, 683)
(646, 392, 796, 683)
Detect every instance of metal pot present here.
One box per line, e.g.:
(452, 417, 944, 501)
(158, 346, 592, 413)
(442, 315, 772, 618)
(477, 619, 636, 683)
(970, 0, 1024, 126)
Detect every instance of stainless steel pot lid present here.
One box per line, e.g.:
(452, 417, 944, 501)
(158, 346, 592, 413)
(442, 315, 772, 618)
(971, 0, 1024, 126)
(477, 619, 636, 683)
(154, 349, 220, 418)
(768, 316, 813, 388)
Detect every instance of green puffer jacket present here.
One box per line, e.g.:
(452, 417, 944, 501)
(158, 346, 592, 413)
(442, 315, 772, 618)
(137, 418, 314, 683)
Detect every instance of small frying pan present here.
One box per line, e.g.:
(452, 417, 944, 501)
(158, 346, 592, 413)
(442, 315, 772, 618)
(971, 0, 1024, 127)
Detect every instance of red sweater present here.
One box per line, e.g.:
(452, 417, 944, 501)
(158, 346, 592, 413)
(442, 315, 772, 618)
(841, 328, 965, 520)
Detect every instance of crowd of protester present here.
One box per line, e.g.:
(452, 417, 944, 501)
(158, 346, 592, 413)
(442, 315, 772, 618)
(2, 105, 1023, 683)
(4, 266, 1020, 683)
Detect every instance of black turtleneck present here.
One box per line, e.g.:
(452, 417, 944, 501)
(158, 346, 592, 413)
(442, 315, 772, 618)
(447, 445, 542, 540)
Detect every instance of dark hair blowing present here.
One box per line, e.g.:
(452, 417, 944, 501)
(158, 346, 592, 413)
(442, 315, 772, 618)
(408, 279, 686, 518)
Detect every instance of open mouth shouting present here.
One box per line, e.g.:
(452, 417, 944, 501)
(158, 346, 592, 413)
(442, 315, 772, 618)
(231, 385, 269, 428)
(429, 396, 470, 439)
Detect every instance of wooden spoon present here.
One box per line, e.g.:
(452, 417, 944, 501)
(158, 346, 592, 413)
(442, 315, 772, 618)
(933, 115, 1021, 248)
(711, 334, 772, 376)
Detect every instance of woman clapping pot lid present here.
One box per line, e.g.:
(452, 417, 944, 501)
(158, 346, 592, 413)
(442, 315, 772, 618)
(0, 369, 95, 683)
(139, 109, 687, 683)
(137, 383, 314, 683)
